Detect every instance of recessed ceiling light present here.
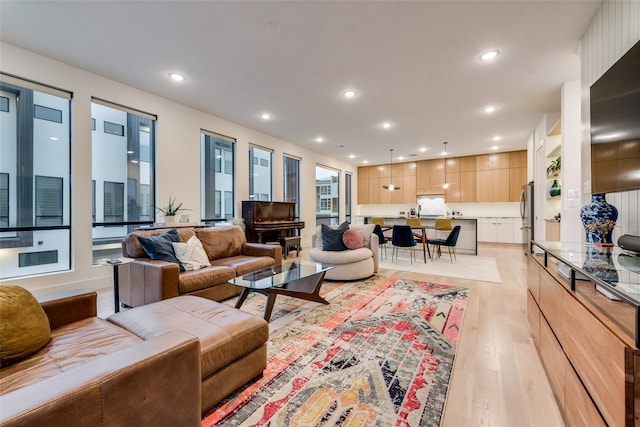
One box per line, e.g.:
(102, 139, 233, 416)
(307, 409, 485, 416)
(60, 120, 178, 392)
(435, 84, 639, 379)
(382, 122, 392, 129)
(349, 154, 356, 159)
(169, 73, 185, 81)
(483, 105, 497, 114)
(315, 137, 324, 143)
(480, 50, 500, 61)
(398, 156, 404, 161)
(419, 147, 427, 152)
(493, 136, 501, 141)
(261, 113, 272, 120)
(362, 160, 369, 164)
(343, 90, 356, 98)
(492, 145, 499, 150)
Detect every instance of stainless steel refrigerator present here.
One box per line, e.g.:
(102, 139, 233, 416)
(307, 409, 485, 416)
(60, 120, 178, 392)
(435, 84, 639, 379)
(520, 181, 534, 253)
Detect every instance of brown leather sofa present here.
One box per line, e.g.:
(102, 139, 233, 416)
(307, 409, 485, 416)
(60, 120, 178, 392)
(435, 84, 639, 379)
(0, 289, 269, 426)
(0, 289, 202, 427)
(120, 225, 282, 307)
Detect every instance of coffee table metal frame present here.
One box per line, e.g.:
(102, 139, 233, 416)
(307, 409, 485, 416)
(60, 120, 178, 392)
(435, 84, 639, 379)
(229, 261, 334, 321)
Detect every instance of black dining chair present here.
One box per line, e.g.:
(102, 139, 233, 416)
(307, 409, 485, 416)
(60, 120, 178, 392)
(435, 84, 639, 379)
(373, 224, 388, 259)
(391, 225, 417, 264)
(429, 225, 461, 263)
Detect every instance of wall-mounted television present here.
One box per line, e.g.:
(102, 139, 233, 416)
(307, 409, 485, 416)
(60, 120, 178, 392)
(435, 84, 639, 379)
(590, 39, 640, 194)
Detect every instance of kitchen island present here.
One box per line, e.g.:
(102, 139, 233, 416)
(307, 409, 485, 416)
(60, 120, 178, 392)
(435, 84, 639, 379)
(363, 216, 477, 255)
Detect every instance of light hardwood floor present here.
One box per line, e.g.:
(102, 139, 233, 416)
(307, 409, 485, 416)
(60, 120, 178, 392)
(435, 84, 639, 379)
(96, 242, 564, 426)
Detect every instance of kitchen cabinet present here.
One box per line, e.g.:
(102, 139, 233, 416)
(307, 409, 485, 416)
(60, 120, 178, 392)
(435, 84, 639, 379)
(476, 169, 509, 202)
(478, 217, 516, 243)
(359, 150, 525, 204)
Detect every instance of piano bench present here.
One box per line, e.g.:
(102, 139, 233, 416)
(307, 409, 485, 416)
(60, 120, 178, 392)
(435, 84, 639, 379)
(279, 236, 301, 259)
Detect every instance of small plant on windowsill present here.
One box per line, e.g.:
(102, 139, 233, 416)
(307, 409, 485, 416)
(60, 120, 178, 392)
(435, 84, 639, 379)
(156, 197, 190, 223)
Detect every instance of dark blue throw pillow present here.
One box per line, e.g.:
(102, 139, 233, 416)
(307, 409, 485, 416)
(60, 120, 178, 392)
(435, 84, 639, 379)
(322, 222, 349, 251)
(138, 228, 184, 271)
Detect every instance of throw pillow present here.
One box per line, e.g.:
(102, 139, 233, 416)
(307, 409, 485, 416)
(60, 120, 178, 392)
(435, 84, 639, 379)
(138, 228, 184, 271)
(0, 285, 51, 367)
(321, 223, 348, 251)
(342, 228, 364, 249)
(172, 236, 211, 271)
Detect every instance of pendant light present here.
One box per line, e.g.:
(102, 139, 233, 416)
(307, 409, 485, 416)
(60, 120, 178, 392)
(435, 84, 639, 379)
(442, 141, 450, 189)
(382, 149, 400, 191)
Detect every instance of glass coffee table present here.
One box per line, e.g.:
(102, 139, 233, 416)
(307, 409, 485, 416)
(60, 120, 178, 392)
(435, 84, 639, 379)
(229, 261, 334, 321)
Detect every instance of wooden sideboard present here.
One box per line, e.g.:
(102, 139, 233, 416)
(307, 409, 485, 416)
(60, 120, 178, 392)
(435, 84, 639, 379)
(527, 242, 640, 426)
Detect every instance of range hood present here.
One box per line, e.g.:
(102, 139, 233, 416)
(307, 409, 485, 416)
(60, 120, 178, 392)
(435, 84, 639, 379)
(417, 194, 447, 217)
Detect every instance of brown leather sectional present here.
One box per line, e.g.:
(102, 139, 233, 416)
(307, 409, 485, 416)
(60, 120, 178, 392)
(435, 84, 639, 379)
(0, 289, 269, 426)
(120, 225, 282, 306)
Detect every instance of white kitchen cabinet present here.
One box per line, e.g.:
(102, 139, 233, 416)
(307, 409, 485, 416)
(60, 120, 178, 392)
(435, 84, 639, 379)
(477, 217, 517, 243)
(512, 217, 524, 244)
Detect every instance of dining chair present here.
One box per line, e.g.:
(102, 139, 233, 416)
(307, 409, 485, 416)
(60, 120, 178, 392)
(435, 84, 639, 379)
(405, 217, 430, 260)
(391, 225, 417, 264)
(429, 225, 461, 263)
(372, 224, 388, 259)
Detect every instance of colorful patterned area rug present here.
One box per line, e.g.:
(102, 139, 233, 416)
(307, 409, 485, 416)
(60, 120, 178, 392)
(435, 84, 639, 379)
(202, 275, 468, 427)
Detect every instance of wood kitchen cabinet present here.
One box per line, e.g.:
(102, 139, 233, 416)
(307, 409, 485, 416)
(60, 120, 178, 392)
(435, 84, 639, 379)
(359, 150, 525, 204)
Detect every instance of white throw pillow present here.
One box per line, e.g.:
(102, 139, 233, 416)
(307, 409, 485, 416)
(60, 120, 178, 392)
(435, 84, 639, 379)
(172, 236, 211, 271)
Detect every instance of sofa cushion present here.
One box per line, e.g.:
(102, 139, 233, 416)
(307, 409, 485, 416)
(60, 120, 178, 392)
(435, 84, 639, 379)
(210, 255, 276, 276)
(172, 235, 211, 271)
(0, 317, 141, 395)
(196, 226, 245, 260)
(308, 247, 374, 265)
(107, 296, 269, 379)
(0, 286, 51, 367)
(124, 228, 196, 258)
(321, 222, 349, 251)
(178, 265, 237, 294)
(342, 229, 364, 249)
(138, 228, 184, 271)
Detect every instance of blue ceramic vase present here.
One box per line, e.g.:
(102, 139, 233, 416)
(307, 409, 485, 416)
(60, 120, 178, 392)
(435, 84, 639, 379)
(579, 194, 618, 244)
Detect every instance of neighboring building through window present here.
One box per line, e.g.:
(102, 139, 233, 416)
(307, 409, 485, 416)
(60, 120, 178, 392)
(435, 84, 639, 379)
(91, 98, 156, 263)
(315, 166, 339, 226)
(283, 155, 300, 218)
(0, 75, 72, 279)
(345, 172, 352, 224)
(249, 146, 272, 201)
(201, 130, 235, 222)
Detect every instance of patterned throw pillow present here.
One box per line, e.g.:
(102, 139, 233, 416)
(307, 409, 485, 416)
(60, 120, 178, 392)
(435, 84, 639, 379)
(172, 236, 211, 271)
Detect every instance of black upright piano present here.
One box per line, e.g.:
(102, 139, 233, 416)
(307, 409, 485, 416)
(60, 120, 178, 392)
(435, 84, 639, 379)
(242, 201, 305, 243)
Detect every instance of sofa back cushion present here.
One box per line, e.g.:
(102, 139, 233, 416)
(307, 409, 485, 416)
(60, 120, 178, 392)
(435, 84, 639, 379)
(0, 286, 51, 367)
(123, 228, 196, 258)
(196, 226, 246, 260)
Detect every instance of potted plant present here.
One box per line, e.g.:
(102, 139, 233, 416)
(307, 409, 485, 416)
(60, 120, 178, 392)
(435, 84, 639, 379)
(156, 197, 190, 223)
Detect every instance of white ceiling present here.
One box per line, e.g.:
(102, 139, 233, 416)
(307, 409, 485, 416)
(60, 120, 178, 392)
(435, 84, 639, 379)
(0, 0, 601, 166)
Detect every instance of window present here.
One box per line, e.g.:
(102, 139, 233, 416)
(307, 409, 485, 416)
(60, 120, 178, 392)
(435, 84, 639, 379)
(34, 104, 62, 123)
(315, 166, 339, 226)
(0, 75, 71, 279)
(91, 98, 156, 263)
(345, 172, 352, 224)
(0, 173, 8, 227)
(283, 155, 300, 217)
(249, 146, 272, 201)
(103, 181, 124, 222)
(35, 176, 63, 226)
(201, 130, 235, 222)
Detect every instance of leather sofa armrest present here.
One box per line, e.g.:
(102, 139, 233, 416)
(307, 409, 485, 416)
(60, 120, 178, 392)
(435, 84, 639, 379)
(38, 289, 97, 330)
(0, 330, 201, 427)
(119, 260, 180, 307)
(243, 242, 283, 265)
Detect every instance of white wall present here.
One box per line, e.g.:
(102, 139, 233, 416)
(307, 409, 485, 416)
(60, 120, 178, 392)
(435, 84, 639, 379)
(0, 42, 357, 295)
(580, 0, 640, 241)
(560, 80, 583, 242)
